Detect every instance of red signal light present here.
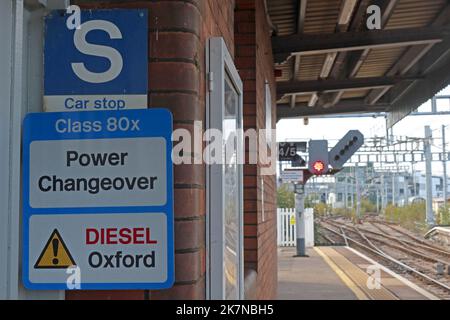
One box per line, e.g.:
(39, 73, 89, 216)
(312, 160, 326, 175)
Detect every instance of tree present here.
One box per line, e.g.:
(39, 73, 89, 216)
(277, 184, 295, 208)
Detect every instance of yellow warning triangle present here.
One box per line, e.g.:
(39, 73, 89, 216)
(34, 229, 76, 269)
(290, 216, 296, 226)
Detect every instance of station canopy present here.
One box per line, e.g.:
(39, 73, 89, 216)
(268, 0, 450, 127)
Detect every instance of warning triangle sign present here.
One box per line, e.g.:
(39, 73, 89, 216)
(34, 229, 76, 269)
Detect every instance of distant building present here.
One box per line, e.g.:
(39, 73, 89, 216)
(306, 166, 450, 210)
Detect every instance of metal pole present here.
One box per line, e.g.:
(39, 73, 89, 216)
(356, 164, 361, 219)
(442, 125, 448, 206)
(412, 162, 416, 197)
(424, 126, 435, 225)
(403, 178, 408, 207)
(392, 172, 396, 205)
(334, 176, 337, 213)
(344, 175, 348, 208)
(278, 161, 283, 187)
(382, 174, 387, 211)
(350, 168, 354, 209)
(384, 180, 388, 211)
(376, 188, 380, 213)
(294, 184, 307, 257)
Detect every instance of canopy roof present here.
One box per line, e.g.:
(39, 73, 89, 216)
(268, 0, 450, 127)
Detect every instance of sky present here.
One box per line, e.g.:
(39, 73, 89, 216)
(276, 86, 450, 175)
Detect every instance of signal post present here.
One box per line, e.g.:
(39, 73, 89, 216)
(280, 130, 364, 258)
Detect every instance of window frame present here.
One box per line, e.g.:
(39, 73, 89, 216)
(206, 37, 244, 300)
(0, 0, 68, 299)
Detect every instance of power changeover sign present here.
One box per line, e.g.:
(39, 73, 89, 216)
(22, 109, 174, 290)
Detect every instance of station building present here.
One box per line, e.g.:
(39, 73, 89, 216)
(0, 0, 277, 300)
(2, 0, 450, 300)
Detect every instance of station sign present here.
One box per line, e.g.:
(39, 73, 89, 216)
(278, 142, 307, 161)
(279, 143, 297, 161)
(44, 9, 148, 112)
(22, 109, 174, 290)
(280, 169, 304, 184)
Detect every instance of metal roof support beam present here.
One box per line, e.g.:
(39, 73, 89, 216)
(273, 26, 445, 63)
(337, 0, 359, 31)
(387, 40, 450, 127)
(277, 100, 388, 120)
(345, 0, 402, 80)
(310, 0, 360, 107)
(296, 0, 307, 34)
(317, 0, 374, 108)
(277, 76, 419, 96)
(290, 0, 308, 108)
(290, 95, 296, 108)
(366, 4, 450, 105)
(308, 93, 318, 107)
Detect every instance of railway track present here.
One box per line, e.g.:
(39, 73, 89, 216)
(365, 222, 450, 260)
(327, 220, 450, 265)
(317, 218, 450, 299)
(370, 220, 450, 253)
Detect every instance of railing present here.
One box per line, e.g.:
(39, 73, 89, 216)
(277, 208, 296, 247)
(277, 208, 315, 247)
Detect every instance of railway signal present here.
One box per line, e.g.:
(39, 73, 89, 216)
(329, 130, 364, 170)
(308, 140, 329, 175)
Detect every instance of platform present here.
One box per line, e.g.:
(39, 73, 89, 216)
(277, 246, 439, 300)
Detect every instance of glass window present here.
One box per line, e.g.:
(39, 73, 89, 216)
(223, 75, 239, 299)
(207, 38, 244, 300)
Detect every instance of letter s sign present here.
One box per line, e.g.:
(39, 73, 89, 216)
(44, 9, 148, 111)
(72, 20, 124, 83)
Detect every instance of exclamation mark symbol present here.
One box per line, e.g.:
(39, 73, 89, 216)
(52, 238, 59, 265)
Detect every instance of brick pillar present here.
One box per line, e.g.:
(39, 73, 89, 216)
(66, 0, 205, 300)
(235, 0, 258, 276)
(148, 0, 205, 301)
(235, 0, 278, 300)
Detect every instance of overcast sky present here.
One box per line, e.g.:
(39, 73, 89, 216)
(276, 86, 450, 175)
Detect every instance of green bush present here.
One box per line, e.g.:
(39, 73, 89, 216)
(301, 194, 325, 209)
(360, 199, 376, 214)
(384, 203, 427, 232)
(331, 207, 356, 220)
(277, 184, 294, 208)
(314, 202, 331, 217)
(329, 198, 374, 221)
(438, 206, 450, 225)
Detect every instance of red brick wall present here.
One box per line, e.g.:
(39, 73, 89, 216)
(68, 0, 206, 300)
(149, 0, 205, 300)
(67, 0, 276, 300)
(235, 0, 258, 275)
(235, 0, 277, 300)
(255, 0, 277, 300)
(202, 0, 236, 57)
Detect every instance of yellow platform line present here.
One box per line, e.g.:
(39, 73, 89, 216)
(320, 247, 399, 300)
(315, 247, 369, 300)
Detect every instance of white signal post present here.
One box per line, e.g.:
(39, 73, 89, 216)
(294, 184, 307, 257)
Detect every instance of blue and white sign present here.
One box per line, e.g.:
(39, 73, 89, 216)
(44, 9, 148, 112)
(22, 109, 174, 290)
